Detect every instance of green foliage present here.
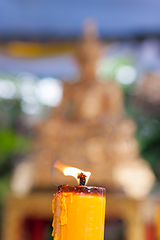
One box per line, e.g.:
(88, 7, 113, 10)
(0, 127, 31, 203)
(0, 175, 10, 205)
(136, 117, 160, 178)
(124, 87, 160, 180)
(97, 56, 133, 79)
(0, 127, 30, 166)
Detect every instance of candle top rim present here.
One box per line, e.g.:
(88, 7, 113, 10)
(57, 185, 106, 196)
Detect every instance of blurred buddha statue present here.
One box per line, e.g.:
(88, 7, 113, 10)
(12, 22, 155, 201)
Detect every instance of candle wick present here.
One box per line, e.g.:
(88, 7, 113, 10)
(77, 172, 87, 186)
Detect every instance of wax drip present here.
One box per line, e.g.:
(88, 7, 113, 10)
(77, 172, 87, 186)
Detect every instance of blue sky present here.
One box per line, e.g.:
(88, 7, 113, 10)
(0, 0, 160, 39)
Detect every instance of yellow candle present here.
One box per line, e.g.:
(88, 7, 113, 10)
(52, 185, 106, 240)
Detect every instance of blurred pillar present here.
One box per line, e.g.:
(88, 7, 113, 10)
(145, 223, 156, 240)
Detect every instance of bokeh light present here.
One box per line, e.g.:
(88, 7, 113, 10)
(115, 66, 137, 85)
(35, 78, 62, 107)
(0, 79, 17, 99)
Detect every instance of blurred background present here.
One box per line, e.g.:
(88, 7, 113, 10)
(1, 0, 160, 240)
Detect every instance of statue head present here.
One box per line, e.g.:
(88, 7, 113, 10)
(75, 20, 102, 81)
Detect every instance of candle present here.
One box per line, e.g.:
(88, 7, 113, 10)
(52, 162, 106, 240)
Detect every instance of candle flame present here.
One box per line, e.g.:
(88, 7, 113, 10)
(54, 160, 91, 185)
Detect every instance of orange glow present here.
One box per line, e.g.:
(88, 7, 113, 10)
(54, 160, 91, 185)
